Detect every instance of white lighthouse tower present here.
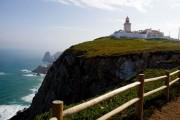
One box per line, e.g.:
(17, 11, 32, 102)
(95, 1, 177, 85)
(124, 16, 131, 32)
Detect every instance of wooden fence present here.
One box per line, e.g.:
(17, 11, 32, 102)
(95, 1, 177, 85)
(50, 69, 180, 120)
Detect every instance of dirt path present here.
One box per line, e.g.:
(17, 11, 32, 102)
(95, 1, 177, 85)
(148, 97, 180, 120)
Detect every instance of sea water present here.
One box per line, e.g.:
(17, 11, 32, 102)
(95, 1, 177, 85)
(0, 49, 45, 120)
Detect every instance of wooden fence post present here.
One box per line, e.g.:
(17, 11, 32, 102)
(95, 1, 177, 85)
(165, 71, 170, 102)
(50, 117, 58, 120)
(52, 100, 64, 120)
(136, 74, 144, 120)
(178, 68, 180, 84)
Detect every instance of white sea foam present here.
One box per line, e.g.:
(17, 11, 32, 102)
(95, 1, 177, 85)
(21, 86, 39, 103)
(20, 69, 31, 73)
(0, 104, 28, 120)
(21, 75, 44, 103)
(23, 74, 36, 77)
(40, 73, 46, 77)
(30, 88, 38, 93)
(21, 93, 35, 103)
(0, 72, 6, 76)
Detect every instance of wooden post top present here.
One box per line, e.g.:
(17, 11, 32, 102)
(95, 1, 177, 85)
(53, 100, 63, 104)
(50, 117, 58, 120)
(138, 74, 144, 82)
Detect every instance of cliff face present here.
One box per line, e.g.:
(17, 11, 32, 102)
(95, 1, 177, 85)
(11, 50, 180, 120)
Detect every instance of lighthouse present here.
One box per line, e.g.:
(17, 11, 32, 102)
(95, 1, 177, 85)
(124, 16, 131, 32)
(112, 16, 165, 39)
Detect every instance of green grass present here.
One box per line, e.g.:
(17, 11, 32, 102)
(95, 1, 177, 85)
(36, 37, 180, 119)
(36, 67, 180, 120)
(68, 37, 180, 58)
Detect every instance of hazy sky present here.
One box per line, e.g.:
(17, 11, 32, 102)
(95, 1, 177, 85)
(0, 0, 180, 53)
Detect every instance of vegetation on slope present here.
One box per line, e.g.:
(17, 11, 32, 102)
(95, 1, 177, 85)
(69, 37, 180, 58)
(36, 67, 180, 120)
(36, 37, 180, 120)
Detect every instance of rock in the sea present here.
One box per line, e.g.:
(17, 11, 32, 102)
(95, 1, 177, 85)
(42, 51, 54, 63)
(42, 51, 62, 64)
(32, 65, 50, 74)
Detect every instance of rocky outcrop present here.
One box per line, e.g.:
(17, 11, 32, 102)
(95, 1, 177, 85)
(32, 65, 50, 74)
(33, 52, 62, 74)
(42, 51, 62, 64)
(42, 51, 54, 63)
(10, 50, 180, 120)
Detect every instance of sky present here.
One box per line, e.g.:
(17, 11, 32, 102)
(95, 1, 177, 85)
(0, 0, 180, 53)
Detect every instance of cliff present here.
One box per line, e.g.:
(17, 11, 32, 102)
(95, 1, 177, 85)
(11, 37, 180, 120)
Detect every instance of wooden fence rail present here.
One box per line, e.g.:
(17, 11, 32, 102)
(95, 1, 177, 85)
(50, 69, 180, 120)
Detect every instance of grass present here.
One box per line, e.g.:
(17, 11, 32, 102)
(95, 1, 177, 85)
(36, 37, 180, 119)
(68, 37, 180, 58)
(36, 67, 180, 120)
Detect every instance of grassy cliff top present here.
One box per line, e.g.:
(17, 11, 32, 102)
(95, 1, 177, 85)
(69, 37, 180, 58)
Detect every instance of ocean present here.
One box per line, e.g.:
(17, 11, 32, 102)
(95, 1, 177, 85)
(0, 49, 45, 120)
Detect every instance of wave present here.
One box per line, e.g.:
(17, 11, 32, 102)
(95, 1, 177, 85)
(0, 104, 28, 120)
(30, 88, 38, 93)
(21, 75, 44, 103)
(21, 87, 39, 103)
(23, 74, 36, 77)
(20, 69, 31, 73)
(21, 93, 35, 103)
(39, 73, 46, 77)
(23, 73, 46, 77)
(0, 72, 6, 76)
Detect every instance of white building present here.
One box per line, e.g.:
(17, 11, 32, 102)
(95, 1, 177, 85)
(112, 17, 164, 39)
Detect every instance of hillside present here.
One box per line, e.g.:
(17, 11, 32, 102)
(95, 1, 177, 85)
(10, 37, 180, 120)
(69, 37, 180, 58)
(36, 68, 180, 120)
